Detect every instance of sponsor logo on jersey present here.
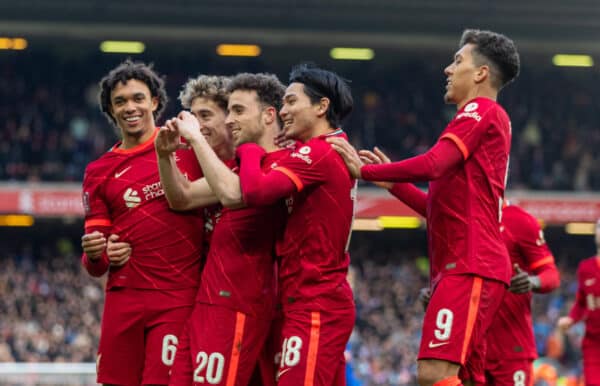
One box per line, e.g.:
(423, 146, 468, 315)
(455, 111, 482, 122)
(142, 181, 165, 200)
(298, 146, 311, 155)
(124, 188, 141, 208)
(464, 102, 478, 112)
(290, 147, 313, 164)
(428, 340, 450, 348)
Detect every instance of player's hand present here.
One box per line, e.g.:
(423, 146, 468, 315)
(174, 111, 204, 144)
(418, 287, 431, 311)
(508, 264, 534, 293)
(106, 234, 132, 267)
(359, 147, 393, 189)
(155, 124, 187, 158)
(326, 137, 363, 179)
(557, 316, 574, 332)
(274, 130, 296, 149)
(81, 231, 106, 261)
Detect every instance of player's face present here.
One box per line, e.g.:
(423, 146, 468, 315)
(280, 82, 319, 141)
(226, 90, 264, 147)
(109, 79, 158, 138)
(444, 43, 479, 106)
(190, 97, 231, 152)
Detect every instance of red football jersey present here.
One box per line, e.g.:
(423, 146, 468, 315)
(82, 129, 204, 290)
(272, 130, 356, 311)
(428, 97, 512, 288)
(569, 256, 600, 339)
(486, 205, 556, 361)
(195, 149, 289, 317)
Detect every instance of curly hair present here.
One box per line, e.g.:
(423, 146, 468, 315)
(226, 72, 285, 112)
(98, 59, 168, 126)
(289, 63, 353, 129)
(460, 29, 520, 90)
(178, 75, 231, 111)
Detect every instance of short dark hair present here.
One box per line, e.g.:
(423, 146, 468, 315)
(288, 63, 353, 128)
(460, 29, 520, 90)
(99, 59, 168, 126)
(227, 73, 285, 112)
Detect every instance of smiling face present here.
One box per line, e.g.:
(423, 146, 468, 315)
(279, 82, 321, 141)
(109, 79, 158, 141)
(189, 96, 230, 152)
(225, 90, 265, 147)
(444, 43, 481, 108)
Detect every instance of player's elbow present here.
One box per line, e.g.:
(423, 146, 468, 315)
(220, 189, 244, 208)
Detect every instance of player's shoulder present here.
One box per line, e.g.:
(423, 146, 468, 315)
(85, 146, 120, 175)
(580, 256, 599, 269)
(503, 204, 539, 230)
(453, 97, 505, 124)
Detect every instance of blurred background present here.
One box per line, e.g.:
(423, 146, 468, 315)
(1, 0, 599, 384)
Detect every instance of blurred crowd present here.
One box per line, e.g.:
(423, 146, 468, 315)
(1, 53, 600, 189)
(0, 234, 589, 385)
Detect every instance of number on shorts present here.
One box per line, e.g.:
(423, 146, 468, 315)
(193, 351, 225, 384)
(161, 334, 178, 366)
(434, 308, 453, 341)
(513, 370, 525, 386)
(280, 336, 303, 368)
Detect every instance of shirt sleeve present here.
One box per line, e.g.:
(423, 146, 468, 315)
(388, 183, 427, 217)
(513, 210, 560, 292)
(568, 264, 587, 322)
(360, 137, 463, 183)
(439, 102, 495, 161)
(81, 166, 111, 277)
(236, 143, 297, 206)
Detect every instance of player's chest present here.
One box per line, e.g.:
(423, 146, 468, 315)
(104, 157, 164, 211)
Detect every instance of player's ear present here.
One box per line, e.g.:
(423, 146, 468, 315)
(474, 65, 489, 84)
(262, 106, 276, 125)
(151, 96, 159, 112)
(316, 97, 330, 118)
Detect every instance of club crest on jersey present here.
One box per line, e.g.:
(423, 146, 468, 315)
(123, 188, 141, 208)
(464, 102, 478, 112)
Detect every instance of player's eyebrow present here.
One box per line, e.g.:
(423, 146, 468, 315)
(283, 93, 297, 102)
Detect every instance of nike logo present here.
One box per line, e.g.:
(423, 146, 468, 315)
(428, 340, 450, 348)
(585, 278, 596, 286)
(115, 166, 132, 178)
(276, 368, 291, 381)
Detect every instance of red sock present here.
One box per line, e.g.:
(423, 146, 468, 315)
(433, 375, 462, 386)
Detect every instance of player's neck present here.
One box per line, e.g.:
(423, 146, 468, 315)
(457, 87, 497, 110)
(258, 124, 281, 153)
(307, 120, 333, 140)
(214, 143, 235, 162)
(120, 127, 155, 149)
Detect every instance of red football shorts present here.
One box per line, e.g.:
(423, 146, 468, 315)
(484, 359, 534, 386)
(418, 274, 506, 384)
(169, 303, 272, 386)
(276, 307, 355, 386)
(582, 336, 600, 386)
(97, 287, 196, 386)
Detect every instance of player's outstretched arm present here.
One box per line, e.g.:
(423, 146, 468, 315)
(236, 143, 296, 206)
(172, 112, 243, 208)
(333, 138, 463, 183)
(156, 125, 221, 210)
(360, 147, 427, 217)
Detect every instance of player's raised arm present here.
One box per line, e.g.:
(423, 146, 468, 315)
(155, 123, 221, 210)
(174, 111, 244, 208)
